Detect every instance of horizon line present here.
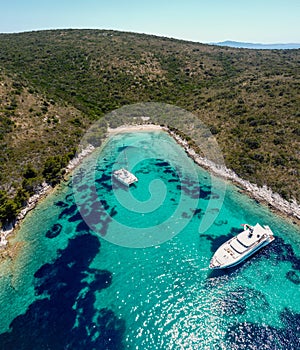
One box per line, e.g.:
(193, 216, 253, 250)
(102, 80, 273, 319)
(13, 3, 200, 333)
(0, 27, 299, 46)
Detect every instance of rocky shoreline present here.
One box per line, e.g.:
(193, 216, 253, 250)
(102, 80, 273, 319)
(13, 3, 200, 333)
(106, 124, 300, 223)
(1, 124, 299, 249)
(0, 144, 95, 248)
(168, 129, 300, 223)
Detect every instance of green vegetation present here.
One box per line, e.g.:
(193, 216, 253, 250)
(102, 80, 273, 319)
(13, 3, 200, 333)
(0, 188, 29, 226)
(0, 29, 299, 226)
(42, 151, 75, 186)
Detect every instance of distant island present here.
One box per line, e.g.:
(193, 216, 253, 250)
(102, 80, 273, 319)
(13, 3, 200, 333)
(213, 41, 300, 50)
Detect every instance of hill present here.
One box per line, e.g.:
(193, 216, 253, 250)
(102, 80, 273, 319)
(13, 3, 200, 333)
(0, 29, 299, 225)
(214, 41, 300, 50)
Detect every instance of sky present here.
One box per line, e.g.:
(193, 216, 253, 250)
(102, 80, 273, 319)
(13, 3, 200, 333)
(1, 0, 299, 43)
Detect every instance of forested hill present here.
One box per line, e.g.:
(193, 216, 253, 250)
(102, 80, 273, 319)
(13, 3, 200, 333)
(0, 29, 299, 225)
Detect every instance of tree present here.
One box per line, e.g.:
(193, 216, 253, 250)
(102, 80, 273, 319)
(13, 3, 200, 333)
(23, 163, 38, 179)
(14, 188, 30, 207)
(0, 190, 18, 226)
(42, 156, 65, 185)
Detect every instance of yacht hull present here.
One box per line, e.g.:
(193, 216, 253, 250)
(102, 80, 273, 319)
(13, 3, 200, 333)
(209, 224, 275, 269)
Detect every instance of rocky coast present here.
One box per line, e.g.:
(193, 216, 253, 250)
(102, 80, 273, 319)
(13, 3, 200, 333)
(168, 129, 300, 223)
(0, 144, 95, 248)
(1, 123, 299, 250)
(105, 124, 300, 223)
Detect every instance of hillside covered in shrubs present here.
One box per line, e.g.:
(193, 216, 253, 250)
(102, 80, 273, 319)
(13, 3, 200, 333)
(0, 29, 299, 226)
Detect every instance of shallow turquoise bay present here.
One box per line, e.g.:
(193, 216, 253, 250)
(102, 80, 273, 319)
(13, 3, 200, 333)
(0, 130, 299, 349)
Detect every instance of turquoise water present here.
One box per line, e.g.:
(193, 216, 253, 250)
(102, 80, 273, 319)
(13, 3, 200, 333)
(0, 130, 299, 349)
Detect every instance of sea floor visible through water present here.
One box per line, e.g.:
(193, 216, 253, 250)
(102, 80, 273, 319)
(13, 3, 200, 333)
(0, 130, 299, 349)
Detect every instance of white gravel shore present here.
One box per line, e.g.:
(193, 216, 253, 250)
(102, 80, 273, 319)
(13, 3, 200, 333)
(1, 123, 299, 248)
(107, 124, 162, 134)
(168, 129, 300, 222)
(0, 144, 95, 247)
(108, 124, 300, 222)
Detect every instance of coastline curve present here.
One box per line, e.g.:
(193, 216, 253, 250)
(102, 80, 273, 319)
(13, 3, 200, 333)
(72, 102, 227, 248)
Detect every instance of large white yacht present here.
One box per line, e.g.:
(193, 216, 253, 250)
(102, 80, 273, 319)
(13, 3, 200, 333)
(209, 223, 275, 269)
(113, 168, 138, 187)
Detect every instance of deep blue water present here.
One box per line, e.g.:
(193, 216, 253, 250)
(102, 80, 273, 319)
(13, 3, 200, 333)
(0, 131, 299, 349)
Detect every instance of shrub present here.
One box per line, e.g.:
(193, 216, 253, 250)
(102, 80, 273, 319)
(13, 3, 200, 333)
(0, 190, 18, 226)
(23, 163, 38, 179)
(245, 138, 260, 149)
(42, 156, 65, 185)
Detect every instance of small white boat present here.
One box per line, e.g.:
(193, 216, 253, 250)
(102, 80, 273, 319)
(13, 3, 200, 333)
(209, 223, 275, 269)
(113, 168, 138, 187)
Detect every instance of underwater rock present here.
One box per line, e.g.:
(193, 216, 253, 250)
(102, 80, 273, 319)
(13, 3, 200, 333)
(286, 270, 300, 285)
(45, 223, 62, 239)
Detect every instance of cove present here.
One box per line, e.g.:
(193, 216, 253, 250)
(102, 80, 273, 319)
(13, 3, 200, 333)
(0, 130, 299, 349)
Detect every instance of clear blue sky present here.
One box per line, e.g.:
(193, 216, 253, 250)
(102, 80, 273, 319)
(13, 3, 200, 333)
(1, 0, 299, 43)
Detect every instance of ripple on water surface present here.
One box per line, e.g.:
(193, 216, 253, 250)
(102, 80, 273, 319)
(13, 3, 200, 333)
(0, 130, 299, 349)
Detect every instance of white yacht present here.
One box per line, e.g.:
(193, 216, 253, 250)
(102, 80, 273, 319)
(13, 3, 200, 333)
(209, 223, 275, 269)
(113, 168, 138, 187)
